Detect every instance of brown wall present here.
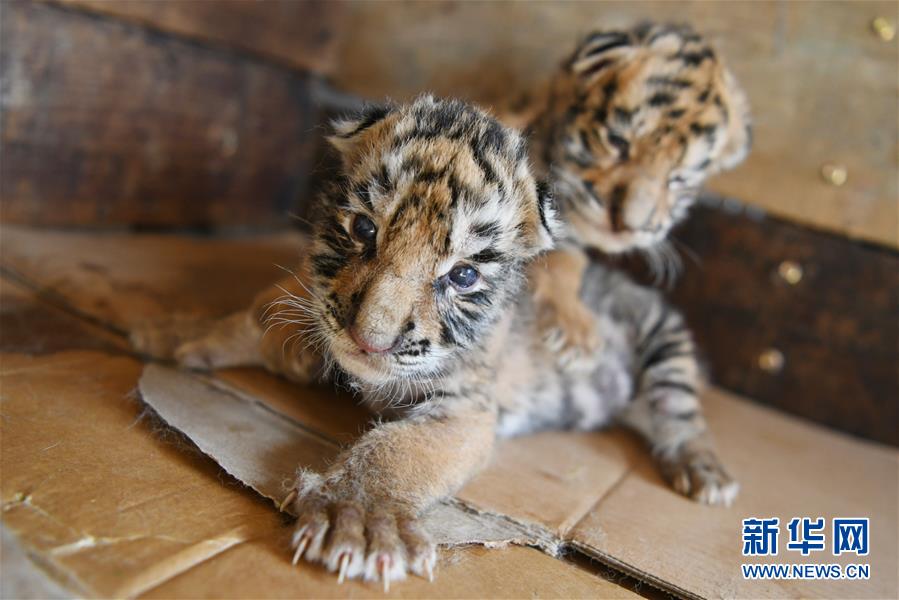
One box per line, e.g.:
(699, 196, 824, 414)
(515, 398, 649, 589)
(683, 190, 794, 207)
(0, 0, 342, 228)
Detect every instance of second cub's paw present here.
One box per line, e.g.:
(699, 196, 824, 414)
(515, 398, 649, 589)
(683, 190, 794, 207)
(661, 447, 739, 507)
(288, 475, 436, 590)
(536, 297, 601, 372)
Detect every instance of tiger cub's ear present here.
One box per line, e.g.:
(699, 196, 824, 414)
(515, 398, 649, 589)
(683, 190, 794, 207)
(327, 103, 397, 169)
(525, 179, 563, 256)
(713, 68, 752, 172)
(568, 30, 636, 87)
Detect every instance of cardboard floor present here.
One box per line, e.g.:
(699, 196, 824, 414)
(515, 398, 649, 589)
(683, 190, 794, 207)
(1, 225, 896, 599)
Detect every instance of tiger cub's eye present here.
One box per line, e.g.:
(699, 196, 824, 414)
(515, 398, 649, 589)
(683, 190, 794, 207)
(447, 264, 479, 290)
(351, 214, 377, 242)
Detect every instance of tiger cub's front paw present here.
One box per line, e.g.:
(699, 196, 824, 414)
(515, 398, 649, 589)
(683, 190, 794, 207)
(660, 445, 739, 507)
(288, 473, 436, 589)
(536, 296, 601, 372)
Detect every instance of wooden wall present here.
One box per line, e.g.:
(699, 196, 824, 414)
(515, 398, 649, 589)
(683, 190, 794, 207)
(0, 0, 342, 228)
(54, 0, 342, 73)
(615, 200, 899, 446)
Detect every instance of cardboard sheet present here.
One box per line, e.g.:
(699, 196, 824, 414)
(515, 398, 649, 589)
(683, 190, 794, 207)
(1, 522, 72, 600)
(0, 351, 632, 599)
(3, 226, 897, 598)
(142, 541, 638, 600)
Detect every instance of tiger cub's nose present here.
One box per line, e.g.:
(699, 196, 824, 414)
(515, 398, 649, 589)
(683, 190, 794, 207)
(348, 325, 399, 354)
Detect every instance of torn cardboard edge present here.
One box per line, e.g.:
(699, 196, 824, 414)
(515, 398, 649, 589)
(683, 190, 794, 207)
(568, 540, 700, 600)
(137, 365, 563, 554)
(1, 522, 77, 600)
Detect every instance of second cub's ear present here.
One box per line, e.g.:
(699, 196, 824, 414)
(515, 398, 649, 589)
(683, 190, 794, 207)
(569, 29, 635, 87)
(328, 103, 396, 167)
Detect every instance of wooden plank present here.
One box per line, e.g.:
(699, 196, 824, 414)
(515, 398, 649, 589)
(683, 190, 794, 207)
(0, 225, 303, 330)
(706, 1, 898, 249)
(54, 0, 345, 75)
(0, 1, 320, 228)
(612, 199, 899, 446)
(334, 0, 898, 248)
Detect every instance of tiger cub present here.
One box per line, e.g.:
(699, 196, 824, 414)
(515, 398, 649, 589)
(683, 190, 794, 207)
(132, 95, 736, 587)
(522, 23, 751, 368)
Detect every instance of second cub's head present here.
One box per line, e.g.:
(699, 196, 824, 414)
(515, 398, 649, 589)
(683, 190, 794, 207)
(307, 96, 557, 385)
(544, 23, 751, 253)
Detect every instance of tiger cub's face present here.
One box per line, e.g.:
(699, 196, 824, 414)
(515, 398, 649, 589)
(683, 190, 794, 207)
(307, 96, 557, 386)
(544, 23, 751, 253)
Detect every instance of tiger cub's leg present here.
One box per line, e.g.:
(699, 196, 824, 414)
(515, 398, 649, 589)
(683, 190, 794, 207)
(530, 247, 601, 372)
(618, 305, 739, 506)
(170, 310, 267, 370)
(130, 273, 322, 383)
(290, 400, 497, 586)
(130, 312, 239, 364)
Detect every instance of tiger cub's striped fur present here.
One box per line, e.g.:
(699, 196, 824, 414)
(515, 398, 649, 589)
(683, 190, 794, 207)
(132, 95, 736, 587)
(524, 23, 751, 368)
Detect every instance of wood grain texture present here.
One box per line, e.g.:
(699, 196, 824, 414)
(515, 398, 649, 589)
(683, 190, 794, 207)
(53, 0, 345, 74)
(0, 1, 319, 228)
(0, 225, 303, 330)
(334, 0, 898, 248)
(613, 199, 899, 446)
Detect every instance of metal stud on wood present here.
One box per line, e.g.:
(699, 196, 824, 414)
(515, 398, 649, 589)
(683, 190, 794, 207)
(821, 163, 848, 186)
(872, 17, 895, 42)
(778, 260, 804, 285)
(758, 348, 785, 374)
